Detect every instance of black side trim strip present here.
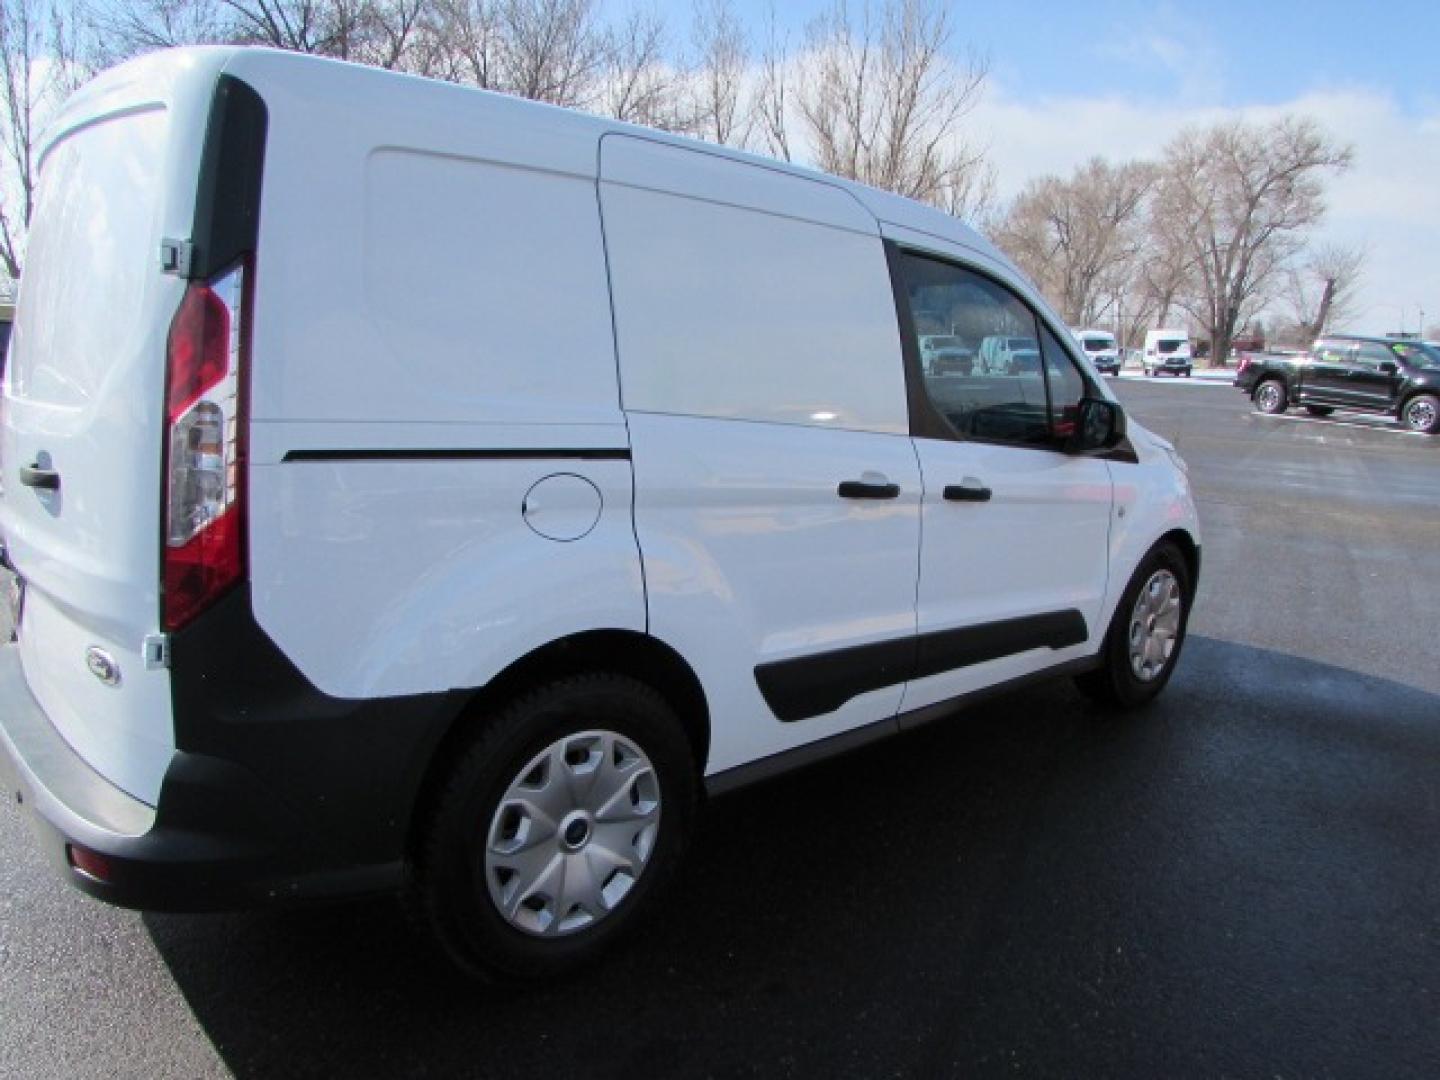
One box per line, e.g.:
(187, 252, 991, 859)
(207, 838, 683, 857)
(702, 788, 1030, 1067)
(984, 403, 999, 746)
(709, 656, 1100, 797)
(755, 609, 1088, 723)
(914, 610, 1088, 681)
(755, 636, 916, 725)
(282, 447, 632, 463)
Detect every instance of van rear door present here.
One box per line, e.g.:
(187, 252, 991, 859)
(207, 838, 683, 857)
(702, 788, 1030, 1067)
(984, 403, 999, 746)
(0, 53, 231, 804)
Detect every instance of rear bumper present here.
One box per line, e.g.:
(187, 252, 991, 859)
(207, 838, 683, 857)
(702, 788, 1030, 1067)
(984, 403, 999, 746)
(0, 643, 402, 910)
(1, 586, 467, 912)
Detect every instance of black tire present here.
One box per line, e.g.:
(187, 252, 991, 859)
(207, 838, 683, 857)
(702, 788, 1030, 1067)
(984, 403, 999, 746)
(408, 673, 698, 982)
(1305, 405, 1334, 417)
(1253, 379, 1287, 414)
(1075, 542, 1192, 710)
(1400, 393, 1440, 435)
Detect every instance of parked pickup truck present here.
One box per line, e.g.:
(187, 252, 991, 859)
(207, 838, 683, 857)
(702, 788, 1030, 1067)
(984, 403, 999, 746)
(1234, 335, 1440, 434)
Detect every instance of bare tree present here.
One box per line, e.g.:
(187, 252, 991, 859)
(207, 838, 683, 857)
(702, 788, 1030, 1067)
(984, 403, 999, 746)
(599, 6, 676, 128)
(428, 0, 499, 85)
(993, 157, 1153, 326)
(0, 0, 92, 281)
(495, 0, 604, 108)
(1283, 242, 1365, 341)
(688, 0, 745, 145)
(1155, 116, 1352, 366)
(750, 5, 791, 161)
(795, 0, 990, 217)
(88, 0, 224, 60)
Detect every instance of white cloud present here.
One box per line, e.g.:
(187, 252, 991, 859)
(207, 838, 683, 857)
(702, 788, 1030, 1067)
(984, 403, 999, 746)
(968, 85, 1440, 336)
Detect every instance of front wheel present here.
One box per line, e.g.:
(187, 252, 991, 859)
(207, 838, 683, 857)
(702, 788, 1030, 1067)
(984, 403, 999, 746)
(1076, 542, 1192, 709)
(1401, 393, 1440, 434)
(408, 674, 698, 981)
(1253, 379, 1287, 414)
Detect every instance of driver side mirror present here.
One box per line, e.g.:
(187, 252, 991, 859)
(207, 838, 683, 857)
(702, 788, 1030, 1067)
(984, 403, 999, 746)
(1379, 361, 1399, 375)
(1065, 398, 1126, 454)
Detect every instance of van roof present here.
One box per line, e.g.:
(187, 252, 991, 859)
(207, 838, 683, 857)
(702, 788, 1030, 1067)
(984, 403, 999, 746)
(45, 46, 1012, 273)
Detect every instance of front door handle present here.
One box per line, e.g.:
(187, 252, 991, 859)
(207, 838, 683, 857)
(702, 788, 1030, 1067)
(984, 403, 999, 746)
(838, 478, 900, 500)
(943, 481, 991, 502)
(19, 464, 60, 490)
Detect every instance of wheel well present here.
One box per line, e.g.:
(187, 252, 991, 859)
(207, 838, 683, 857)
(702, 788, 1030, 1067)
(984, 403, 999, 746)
(406, 631, 711, 854)
(1159, 528, 1201, 598)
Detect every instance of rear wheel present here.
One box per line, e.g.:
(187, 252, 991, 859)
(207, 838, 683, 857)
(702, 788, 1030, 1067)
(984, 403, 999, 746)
(1253, 379, 1287, 414)
(1401, 393, 1439, 434)
(1305, 404, 1335, 417)
(408, 674, 698, 981)
(1076, 542, 1191, 710)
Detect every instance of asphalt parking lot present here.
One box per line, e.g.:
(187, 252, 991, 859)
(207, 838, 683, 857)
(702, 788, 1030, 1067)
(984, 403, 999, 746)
(2, 377, 1438, 1079)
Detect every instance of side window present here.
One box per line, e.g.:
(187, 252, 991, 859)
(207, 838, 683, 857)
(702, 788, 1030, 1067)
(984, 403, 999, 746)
(1355, 342, 1393, 368)
(897, 252, 1085, 448)
(1315, 342, 1353, 364)
(1041, 327, 1087, 436)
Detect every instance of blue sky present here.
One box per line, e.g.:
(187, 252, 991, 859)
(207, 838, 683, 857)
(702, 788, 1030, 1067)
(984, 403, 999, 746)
(727, 0, 1440, 335)
(737, 0, 1440, 113)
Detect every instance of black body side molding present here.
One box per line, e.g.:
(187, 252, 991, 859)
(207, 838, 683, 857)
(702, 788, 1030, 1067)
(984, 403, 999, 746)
(755, 610, 1088, 723)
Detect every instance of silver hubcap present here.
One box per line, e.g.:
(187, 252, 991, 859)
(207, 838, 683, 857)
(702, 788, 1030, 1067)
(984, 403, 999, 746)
(1407, 399, 1436, 431)
(484, 730, 661, 937)
(1256, 383, 1281, 411)
(1128, 570, 1183, 682)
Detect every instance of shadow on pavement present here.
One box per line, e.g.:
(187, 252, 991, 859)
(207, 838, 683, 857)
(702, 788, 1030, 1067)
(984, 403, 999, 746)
(144, 636, 1440, 1079)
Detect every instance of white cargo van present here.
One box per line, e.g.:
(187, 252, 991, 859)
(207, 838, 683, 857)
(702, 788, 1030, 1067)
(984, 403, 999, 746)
(0, 48, 1200, 980)
(1076, 329, 1121, 375)
(1143, 329, 1193, 377)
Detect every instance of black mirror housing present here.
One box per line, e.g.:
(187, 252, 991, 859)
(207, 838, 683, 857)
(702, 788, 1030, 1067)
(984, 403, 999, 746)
(1066, 398, 1126, 454)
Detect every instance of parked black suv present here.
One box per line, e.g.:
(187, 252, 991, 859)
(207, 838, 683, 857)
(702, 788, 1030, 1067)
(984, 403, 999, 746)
(1234, 335, 1440, 434)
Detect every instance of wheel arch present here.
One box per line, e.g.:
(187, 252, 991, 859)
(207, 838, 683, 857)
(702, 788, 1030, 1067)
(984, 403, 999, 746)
(406, 630, 712, 855)
(1157, 527, 1201, 601)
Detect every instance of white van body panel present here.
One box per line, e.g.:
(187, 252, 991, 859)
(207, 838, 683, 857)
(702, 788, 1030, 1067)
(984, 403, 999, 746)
(900, 439, 1113, 714)
(0, 51, 232, 802)
(249, 454, 644, 698)
(599, 135, 922, 771)
(624, 416, 921, 772)
(219, 52, 646, 696)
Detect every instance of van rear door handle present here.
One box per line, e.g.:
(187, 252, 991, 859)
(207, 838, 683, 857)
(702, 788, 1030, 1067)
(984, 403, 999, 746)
(837, 479, 900, 500)
(943, 482, 991, 502)
(19, 464, 60, 490)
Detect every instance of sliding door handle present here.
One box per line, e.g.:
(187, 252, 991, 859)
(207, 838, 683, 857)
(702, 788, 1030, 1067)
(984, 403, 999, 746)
(20, 464, 60, 490)
(943, 481, 991, 503)
(838, 479, 900, 500)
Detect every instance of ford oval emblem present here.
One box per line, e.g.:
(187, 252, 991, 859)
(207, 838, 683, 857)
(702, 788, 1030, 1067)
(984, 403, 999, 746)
(86, 647, 120, 686)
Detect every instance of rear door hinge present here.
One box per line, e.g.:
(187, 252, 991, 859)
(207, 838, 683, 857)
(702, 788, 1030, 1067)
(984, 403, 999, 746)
(159, 238, 194, 278)
(142, 633, 170, 669)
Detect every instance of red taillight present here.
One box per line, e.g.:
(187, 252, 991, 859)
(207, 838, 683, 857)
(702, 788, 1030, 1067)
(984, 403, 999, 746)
(166, 285, 231, 421)
(162, 264, 249, 631)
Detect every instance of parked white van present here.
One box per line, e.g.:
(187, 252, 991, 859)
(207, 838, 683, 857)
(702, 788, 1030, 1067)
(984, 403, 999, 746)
(1075, 329, 1121, 375)
(1143, 329, 1194, 377)
(0, 48, 1200, 980)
